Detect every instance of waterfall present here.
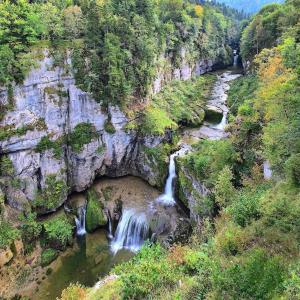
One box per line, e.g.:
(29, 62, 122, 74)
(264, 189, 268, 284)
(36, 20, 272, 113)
(110, 209, 149, 254)
(75, 205, 87, 236)
(156, 147, 189, 206)
(213, 112, 227, 131)
(233, 49, 239, 67)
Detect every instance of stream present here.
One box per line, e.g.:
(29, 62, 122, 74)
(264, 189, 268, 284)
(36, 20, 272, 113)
(34, 68, 241, 300)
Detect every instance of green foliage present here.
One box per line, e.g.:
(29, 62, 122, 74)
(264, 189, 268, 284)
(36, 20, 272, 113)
(41, 248, 58, 267)
(241, 1, 300, 61)
(86, 188, 106, 232)
(104, 119, 116, 134)
(228, 184, 270, 227)
(114, 243, 179, 299)
(0, 154, 14, 177)
(36, 135, 63, 159)
(228, 75, 258, 116)
(213, 248, 286, 299)
(143, 143, 173, 187)
(0, 119, 47, 141)
(43, 214, 73, 250)
(184, 139, 237, 188)
(34, 175, 67, 212)
(69, 123, 99, 153)
(141, 107, 177, 135)
(19, 212, 42, 243)
(0, 220, 19, 249)
(214, 166, 236, 208)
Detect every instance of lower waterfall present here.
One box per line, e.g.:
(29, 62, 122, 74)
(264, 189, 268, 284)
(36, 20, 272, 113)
(110, 209, 149, 254)
(75, 205, 87, 236)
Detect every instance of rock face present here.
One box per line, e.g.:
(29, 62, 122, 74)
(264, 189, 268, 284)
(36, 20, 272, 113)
(0, 49, 217, 213)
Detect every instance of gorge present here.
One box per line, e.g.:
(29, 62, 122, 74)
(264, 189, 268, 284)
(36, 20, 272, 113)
(0, 0, 300, 299)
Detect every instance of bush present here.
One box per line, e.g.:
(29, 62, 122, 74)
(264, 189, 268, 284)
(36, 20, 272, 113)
(69, 123, 99, 153)
(114, 243, 179, 299)
(0, 220, 19, 249)
(285, 153, 300, 185)
(213, 248, 286, 299)
(59, 283, 87, 300)
(86, 189, 107, 232)
(34, 175, 67, 212)
(104, 119, 116, 134)
(36, 136, 63, 159)
(228, 184, 270, 227)
(43, 214, 73, 250)
(41, 248, 58, 267)
(19, 212, 42, 243)
(0, 154, 14, 177)
(141, 107, 177, 135)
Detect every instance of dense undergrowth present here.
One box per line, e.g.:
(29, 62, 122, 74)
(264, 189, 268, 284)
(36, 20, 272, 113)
(59, 1, 300, 299)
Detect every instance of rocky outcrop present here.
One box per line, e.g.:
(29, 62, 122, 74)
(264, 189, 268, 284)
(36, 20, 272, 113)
(0, 49, 217, 213)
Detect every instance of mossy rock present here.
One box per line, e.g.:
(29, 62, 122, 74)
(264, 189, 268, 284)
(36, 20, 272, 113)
(86, 189, 107, 232)
(41, 248, 58, 267)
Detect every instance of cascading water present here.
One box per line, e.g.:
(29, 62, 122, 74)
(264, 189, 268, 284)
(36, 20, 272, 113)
(156, 147, 189, 206)
(212, 112, 227, 131)
(110, 209, 149, 254)
(233, 49, 239, 67)
(75, 205, 87, 236)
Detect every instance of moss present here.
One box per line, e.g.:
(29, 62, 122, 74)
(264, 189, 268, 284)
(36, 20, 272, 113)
(69, 122, 99, 153)
(86, 188, 107, 232)
(41, 248, 58, 267)
(104, 119, 116, 134)
(142, 143, 173, 188)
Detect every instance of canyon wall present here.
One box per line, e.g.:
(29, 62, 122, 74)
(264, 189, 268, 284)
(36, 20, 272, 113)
(0, 48, 216, 213)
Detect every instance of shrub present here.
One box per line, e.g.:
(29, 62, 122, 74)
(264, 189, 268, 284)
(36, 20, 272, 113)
(43, 214, 73, 250)
(104, 119, 116, 134)
(228, 184, 270, 227)
(19, 212, 42, 243)
(114, 243, 179, 299)
(141, 107, 177, 135)
(0, 220, 20, 249)
(86, 188, 107, 232)
(0, 154, 14, 177)
(213, 248, 286, 299)
(41, 248, 58, 267)
(59, 283, 87, 300)
(69, 123, 99, 153)
(285, 153, 300, 185)
(36, 135, 63, 159)
(214, 166, 236, 209)
(34, 175, 67, 212)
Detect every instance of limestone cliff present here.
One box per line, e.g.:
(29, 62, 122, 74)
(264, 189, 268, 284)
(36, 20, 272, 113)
(0, 48, 216, 213)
